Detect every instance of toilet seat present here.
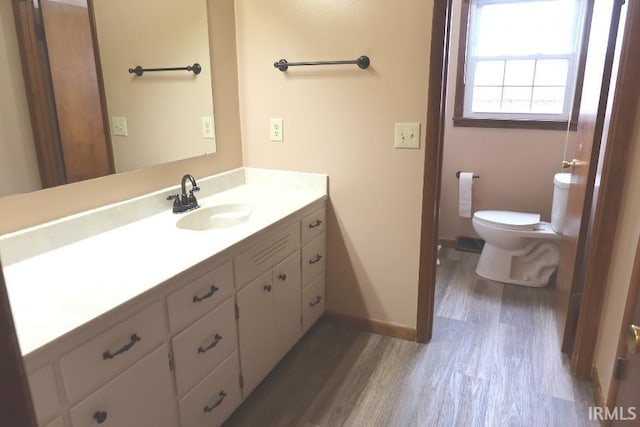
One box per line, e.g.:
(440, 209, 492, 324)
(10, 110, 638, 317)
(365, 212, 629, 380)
(473, 210, 540, 231)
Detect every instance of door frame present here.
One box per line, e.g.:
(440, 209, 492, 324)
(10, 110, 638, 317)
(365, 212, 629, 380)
(610, 235, 640, 410)
(416, 0, 452, 343)
(416, 0, 640, 385)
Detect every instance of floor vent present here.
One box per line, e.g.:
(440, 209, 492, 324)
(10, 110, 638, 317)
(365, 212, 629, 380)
(455, 236, 485, 253)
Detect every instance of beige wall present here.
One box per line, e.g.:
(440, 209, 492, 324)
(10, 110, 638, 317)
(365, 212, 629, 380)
(0, 0, 242, 234)
(94, 0, 216, 172)
(593, 88, 640, 402)
(235, 0, 433, 329)
(439, 0, 568, 240)
(0, 0, 41, 197)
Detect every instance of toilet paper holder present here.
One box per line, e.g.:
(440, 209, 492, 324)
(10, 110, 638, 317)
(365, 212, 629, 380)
(456, 171, 480, 179)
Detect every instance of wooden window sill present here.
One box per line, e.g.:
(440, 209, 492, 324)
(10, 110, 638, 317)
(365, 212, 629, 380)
(452, 117, 578, 131)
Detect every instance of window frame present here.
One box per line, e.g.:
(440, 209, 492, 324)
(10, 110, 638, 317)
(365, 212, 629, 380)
(453, 0, 594, 131)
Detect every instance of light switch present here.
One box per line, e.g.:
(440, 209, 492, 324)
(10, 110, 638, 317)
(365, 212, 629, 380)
(112, 116, 128, 137)
(394, 122, 420, 149)
(270, 118, 283, 142)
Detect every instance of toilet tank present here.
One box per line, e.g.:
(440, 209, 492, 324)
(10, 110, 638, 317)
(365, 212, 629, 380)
(551, 173, 571, 233)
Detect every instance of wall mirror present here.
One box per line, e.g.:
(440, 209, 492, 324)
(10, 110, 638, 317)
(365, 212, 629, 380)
(8, 0, 216, 193)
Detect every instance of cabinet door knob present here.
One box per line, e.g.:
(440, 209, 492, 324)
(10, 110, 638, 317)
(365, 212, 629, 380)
(94, 411, 108, 424)
(264, 284, 272, 292)
(278, 273, 287, 281)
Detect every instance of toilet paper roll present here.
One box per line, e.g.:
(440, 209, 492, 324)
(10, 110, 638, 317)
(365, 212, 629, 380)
(458, 172, 474, 218)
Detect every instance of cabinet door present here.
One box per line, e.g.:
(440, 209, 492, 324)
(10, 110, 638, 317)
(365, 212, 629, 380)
(236, 271, 276, 396)
(69, 345, 177, 427)
(272, 251, 302, 360)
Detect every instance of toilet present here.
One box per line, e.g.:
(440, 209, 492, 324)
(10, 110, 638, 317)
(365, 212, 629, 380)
(471, 173, 571, 287)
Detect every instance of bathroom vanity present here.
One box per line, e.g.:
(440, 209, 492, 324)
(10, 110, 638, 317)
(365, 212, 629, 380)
(0, 168, 327, 427)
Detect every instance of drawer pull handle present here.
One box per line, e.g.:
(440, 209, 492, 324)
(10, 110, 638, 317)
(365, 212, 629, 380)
(102, 334, 141, 360)
(264, 284, 272, 292)
(309, 219, 323, 228)
(278, 273, 287, 281)
(198, 333, 223, 354)
(193, 285, 220, 303)
(204, 390, 227, 413)
(309, 254, 323, 264)
(310, 296, 323, 307)
(93, 411, 108, 424)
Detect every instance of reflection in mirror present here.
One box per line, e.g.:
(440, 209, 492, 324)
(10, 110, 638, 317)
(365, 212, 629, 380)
(6, 0, 215, 195)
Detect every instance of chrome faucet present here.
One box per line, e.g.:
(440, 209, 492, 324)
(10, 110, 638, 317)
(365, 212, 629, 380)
(167, 174, 200, 213)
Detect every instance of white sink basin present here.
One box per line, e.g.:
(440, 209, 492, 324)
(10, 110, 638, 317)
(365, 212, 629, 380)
(176, 203, 253, 231)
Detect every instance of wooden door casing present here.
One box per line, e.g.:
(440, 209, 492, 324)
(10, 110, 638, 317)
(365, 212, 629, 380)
(612, 236, 640, 425)
(40, 0, 113, 183)
(555, 0, 624, 354)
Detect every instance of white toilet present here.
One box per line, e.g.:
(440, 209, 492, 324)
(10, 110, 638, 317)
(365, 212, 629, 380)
(471, 173, 571, 287)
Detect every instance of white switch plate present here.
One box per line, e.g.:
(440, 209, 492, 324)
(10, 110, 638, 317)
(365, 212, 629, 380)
(394, 122, 420, 149)
(270, 118, 283, 142)
(112, 116, 128, 137)
(201, 116, 215, 139)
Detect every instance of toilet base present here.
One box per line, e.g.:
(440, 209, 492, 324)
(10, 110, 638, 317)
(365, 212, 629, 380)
(475, 240, 560, 287)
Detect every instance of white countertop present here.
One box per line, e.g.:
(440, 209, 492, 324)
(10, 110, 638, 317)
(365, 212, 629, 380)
(2, 170, 326, 355)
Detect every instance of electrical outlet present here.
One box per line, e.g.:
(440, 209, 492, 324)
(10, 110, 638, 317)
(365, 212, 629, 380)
(394, 122, 420, 149)
(112, 116, 128, 137)
(270, 118, 283, 142)
(201, 117, 215, 139)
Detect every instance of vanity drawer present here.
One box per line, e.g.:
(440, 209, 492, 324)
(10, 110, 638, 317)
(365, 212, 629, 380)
(28, 364, 60, 425)
(301, 233, 326, 286)
(302, 274, 325, 333)
(60, 301, 166, 404)
(234, 222, 300, 288)
(301, 206, 326, 245)
(167, 260, 234, 333)
(69, 345, 177, 427)
(178, 351, 241, 427)
(172, 298, 237, 396)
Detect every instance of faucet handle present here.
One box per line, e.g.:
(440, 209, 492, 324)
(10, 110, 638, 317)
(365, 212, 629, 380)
(167, 194, 180, 201)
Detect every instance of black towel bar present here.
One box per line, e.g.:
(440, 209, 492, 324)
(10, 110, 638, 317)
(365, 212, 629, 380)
(128, 63, 202, 77)
(274, 56, 370, 72)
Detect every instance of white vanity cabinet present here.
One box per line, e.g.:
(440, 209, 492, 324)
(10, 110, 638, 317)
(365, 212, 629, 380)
(21, 199, 327, 427)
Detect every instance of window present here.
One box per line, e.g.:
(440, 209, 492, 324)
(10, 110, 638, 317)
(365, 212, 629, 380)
(453, 0, 592, 130)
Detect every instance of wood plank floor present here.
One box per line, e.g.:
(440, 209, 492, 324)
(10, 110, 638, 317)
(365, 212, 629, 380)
(224, 248, 597, 427)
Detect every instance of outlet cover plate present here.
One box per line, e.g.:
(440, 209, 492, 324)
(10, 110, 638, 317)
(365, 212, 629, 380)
(270, 118, 283, 142)
(394, 122, 420, 149)
(201, 117, 215, 139)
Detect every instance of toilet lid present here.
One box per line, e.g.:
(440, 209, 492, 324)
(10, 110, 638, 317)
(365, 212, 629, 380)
(473, 210, 540, 231)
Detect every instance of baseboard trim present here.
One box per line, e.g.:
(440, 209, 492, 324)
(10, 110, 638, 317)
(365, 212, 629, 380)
(592, 365, 607, 409)
(438, 237, 456, 248)
(323, 311, 417, 341)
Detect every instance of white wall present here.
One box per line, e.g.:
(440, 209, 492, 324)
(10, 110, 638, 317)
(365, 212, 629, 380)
(235, 0, 433, 329)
